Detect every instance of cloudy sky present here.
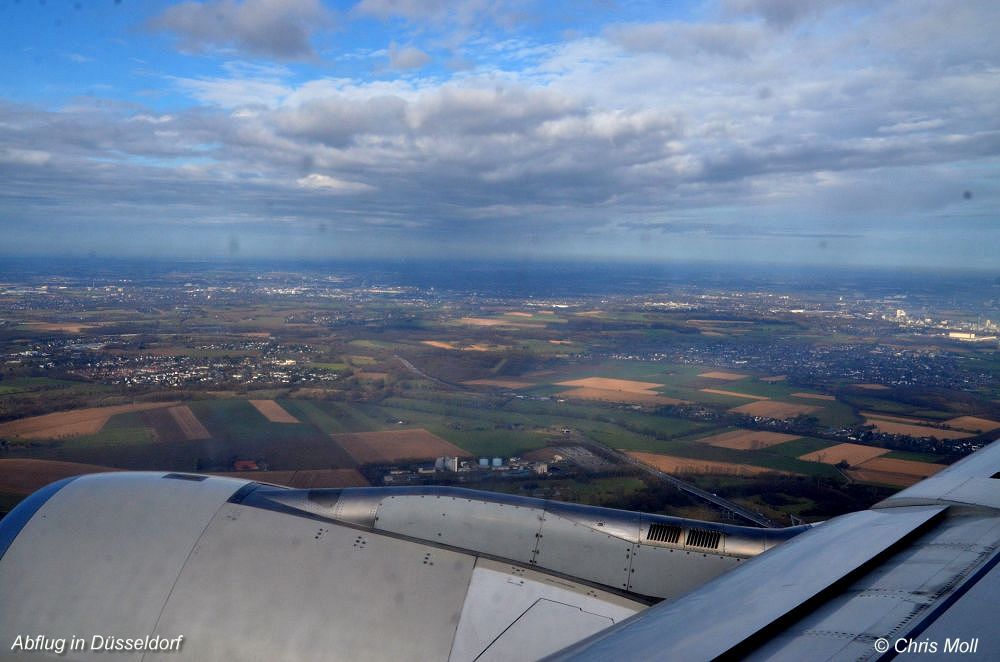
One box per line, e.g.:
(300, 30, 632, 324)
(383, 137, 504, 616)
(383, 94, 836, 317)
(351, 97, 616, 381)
(1, 0, 997, 267)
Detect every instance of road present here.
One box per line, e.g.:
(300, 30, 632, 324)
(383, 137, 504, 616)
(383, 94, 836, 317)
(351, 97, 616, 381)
(393, 355, 467, 390)
(391, 358, 775, 527)
(584, 441, 777, 528)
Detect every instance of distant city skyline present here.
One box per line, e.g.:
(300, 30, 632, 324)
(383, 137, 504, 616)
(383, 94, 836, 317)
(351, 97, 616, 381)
(1, 0, 998, 268)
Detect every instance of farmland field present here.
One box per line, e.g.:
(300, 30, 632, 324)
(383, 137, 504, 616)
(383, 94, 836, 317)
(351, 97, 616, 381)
(730, 400, 821, 419)
(167, 405, 211, 440)
(0, 402, 177, 440)
(556, 377, 665, 393)
(331, 429, 471, 464)
(799, 443, 889, 466)
(699, 388, 769, 400)
(864, 417, 972, 439)
(558, 387, 685, 406)
(249, 399, 301, 423)
(626, 451, 793, 476)
(944, 416, 1000, 433)
(697, 371, 749, 380)
(696, 430, 801, 450)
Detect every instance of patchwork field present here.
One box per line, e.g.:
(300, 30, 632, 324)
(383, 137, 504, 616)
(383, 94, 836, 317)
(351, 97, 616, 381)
(845, 456, 944, 487)
(558, 387, 685, 406)
(167, 405, 211, 440)
(249, 399, 300, 424)
(557, 377, 664, 393)
(0, 459, 119, 494)
(864, 417, 971, 439)
(464, 379, 536, 389)
(700, 388, 769, 401)
(20, 322, 96, 333)
(791, 392, 837, 401)
(422, 340, 457, 349)
(860, 411, 936, 425)
(944, 416, 1000, 433)
(698, 371, 749, 381)
(799, 443, 889, 466)
(696, 430, 802, 450)
(730, 400, 821, 419)
(0, 402, 178, 440)
(331, 428, 470, 464)
(215, 469, 369, 488)
(626, 451, 792, 476)
(457, 317, 514, 327)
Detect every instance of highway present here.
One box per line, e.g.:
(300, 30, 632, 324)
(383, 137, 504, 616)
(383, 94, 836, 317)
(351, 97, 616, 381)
(584, 441, 777, 528)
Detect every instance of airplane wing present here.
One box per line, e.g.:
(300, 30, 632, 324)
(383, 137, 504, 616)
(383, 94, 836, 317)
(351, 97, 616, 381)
(0, 471, 800, 660)
(552, 439, 1000, 660)
(1, 440, 997, 660)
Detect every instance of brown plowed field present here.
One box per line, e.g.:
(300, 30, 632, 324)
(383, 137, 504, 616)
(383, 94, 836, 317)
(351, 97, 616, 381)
(214, 469, 369, 488)
(730, 401, 820, 419)
(860, 411, 936, 425)
(557, 377, 664, 393)
(465, 379, 536, 389)
(21, 322, 96, 333)
(167, 405, 211, 440)
(559, 388, 685, 406)
(458, 317, 511, 326)
(863, 418, 971, 439)
(697, 430, 801, 450)
(626, 451, 791, 476)
(799, 443, 888, 466)
(944, 416, 1000, 433)
(421, 340, 457, 349)
(847, 457, 944, 487)
(0, 459, 120, 495)
(861, 457, 942, 478)
(791, 392, 836, 401)
(697, 371, 749, 380)
(249, 400, 300, 424)
(0, 402, 177, 440)
(331, 429, 470, 464)
(700, 388, 769, 401)
(856, 383, 890, 390)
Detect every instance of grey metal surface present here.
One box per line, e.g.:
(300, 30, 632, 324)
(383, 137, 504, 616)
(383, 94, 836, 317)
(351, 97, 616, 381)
(375, 493, 542, 564)
(449, 559, 641, 661)
(0, 472, 661, 662)
(744, 511, 1000, 661)
(254, 484, 805, 598)
(627, 543, 742, 597)
(0, 472, 248, 662)
(477, 600, 616, 662)
(534, 511, 635, 591)
(909, 547, 1000, 659)
(550, 505, 946, 661)
(146, 502, 478, 661)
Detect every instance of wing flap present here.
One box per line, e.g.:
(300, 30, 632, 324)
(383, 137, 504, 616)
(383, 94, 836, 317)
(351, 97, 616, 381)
(548, 505, 946, 661)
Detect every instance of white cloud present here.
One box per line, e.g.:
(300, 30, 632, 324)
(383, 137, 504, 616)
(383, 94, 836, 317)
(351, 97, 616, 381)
(1, 148, 51, 166)
(296, 173, 375, 193)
